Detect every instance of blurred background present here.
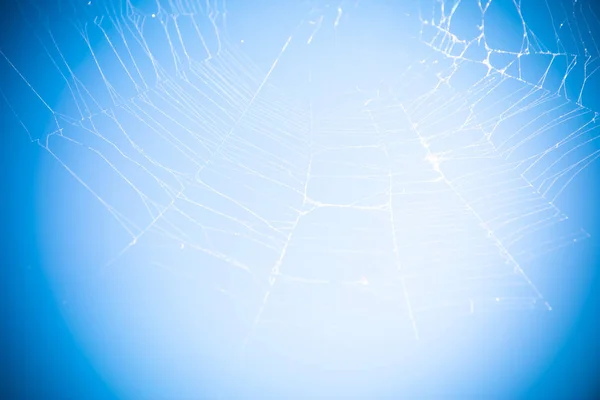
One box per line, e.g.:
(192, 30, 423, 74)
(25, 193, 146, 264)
(2, 0, 600, 398)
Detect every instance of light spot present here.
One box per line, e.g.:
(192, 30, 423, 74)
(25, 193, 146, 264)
(425, 153, 441, 171)
(425, 153, 439, 164)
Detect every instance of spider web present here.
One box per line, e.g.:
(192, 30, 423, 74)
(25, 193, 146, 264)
(1, 0, 599, 384)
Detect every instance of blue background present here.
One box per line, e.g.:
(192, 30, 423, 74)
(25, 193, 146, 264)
(2, 0, 600, 398)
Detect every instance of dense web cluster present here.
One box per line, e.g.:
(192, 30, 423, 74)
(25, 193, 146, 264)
(2, 0, 599, 373)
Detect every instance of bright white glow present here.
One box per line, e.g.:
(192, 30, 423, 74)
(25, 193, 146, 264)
(3, 0, 599, 397)
(424, 153, 442, 171)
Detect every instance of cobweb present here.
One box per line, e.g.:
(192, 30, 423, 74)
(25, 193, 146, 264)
(1, 0, 599, 379)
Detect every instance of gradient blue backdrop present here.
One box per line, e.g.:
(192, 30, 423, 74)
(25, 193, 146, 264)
(2, 0, 600, 398)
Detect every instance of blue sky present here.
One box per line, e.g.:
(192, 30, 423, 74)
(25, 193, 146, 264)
(2, 0, 600, 398)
